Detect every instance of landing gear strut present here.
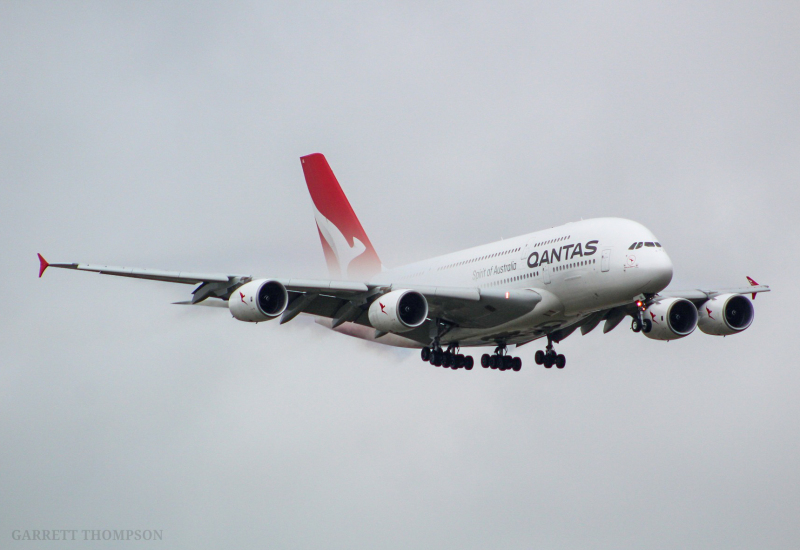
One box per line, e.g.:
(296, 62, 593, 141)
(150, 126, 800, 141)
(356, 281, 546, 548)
(631, 297, 652, 333)
(534, 336, 566, 369)
(480, 343, 522, 372)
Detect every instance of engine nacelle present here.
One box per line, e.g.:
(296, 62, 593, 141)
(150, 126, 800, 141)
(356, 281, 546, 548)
(642, 297, 698, 341)
(228, 279, 289, 322)
(698, 293, 754, 335)
(368, 290, 428, 334)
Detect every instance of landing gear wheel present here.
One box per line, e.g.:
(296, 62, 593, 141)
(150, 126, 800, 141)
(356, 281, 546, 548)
(512, 357, 522, 371)
(432, 351, 443, 366)
(631, 318, 642, 332)
(535, 350, 544, 365)
(421, 347, 431, 362)
(490, 356, 499, 369)
(642, 319, 652, 333)
(556, 354, 566, 369)
(465, 356, 474, 370)
(502, 356, 513, 370)
(481, 354, 490, 368)
(455, 354, 465, 369)
(544, 354, 554, 368)
(443, 353, 454, 368)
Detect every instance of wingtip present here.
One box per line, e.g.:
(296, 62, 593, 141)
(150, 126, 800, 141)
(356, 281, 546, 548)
(746, 276, 759, 299)
(37, 253, 49, 278)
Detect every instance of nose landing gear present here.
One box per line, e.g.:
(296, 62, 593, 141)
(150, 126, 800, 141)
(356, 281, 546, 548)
(631, 297, 653, 333)
(534, 336, 566, 369)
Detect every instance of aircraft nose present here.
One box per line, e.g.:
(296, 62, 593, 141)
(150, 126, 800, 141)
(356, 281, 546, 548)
(645, 249, 673, 292)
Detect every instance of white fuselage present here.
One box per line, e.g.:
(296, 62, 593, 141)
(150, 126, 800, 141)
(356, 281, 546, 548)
(365, 217, 673, 347)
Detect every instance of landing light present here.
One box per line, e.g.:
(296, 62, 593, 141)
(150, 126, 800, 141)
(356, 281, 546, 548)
(505, 292, 509, 299)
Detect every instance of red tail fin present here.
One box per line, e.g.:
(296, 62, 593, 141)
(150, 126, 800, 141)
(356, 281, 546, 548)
(300, 154, 382, 280)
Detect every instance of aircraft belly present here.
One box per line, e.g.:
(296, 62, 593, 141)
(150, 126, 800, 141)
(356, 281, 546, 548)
(444, 288, 566, 347)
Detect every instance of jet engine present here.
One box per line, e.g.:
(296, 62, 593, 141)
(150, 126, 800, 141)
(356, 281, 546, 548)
(642, 297, 698, 341)
(228, 279, 289, 322)
(368, 290, 428, 333)
(698, 293, 754, 335)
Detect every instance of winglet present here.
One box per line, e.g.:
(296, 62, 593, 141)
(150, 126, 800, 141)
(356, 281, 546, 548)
(37, 253, 49, 278)
(746, 276, 759, 299)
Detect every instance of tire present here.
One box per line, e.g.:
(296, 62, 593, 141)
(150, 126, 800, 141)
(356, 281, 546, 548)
(481, 354, 490, 368)
(432, 351, 443, 366)
(503, 356, 513, 370)
(642, 319, 652, 333)
(421, 347, 431, 362)
(455, 355, 465, 368)
(535, 350, 544, 365)
(490, 356, 498, 369)
(444, 353, 454, 368)
(631, 318, 642, 333)
(465, 356, 474, 370)
(544, 355, 553, 368)
(556, 354, 566, 369)
(512, 357, 522, 371)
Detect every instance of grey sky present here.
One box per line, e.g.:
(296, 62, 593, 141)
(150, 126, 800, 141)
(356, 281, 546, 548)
(2, 2, 799, 548)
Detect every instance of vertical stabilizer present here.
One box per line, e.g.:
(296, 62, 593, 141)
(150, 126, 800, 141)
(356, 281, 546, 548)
(300, 153, 382, 280)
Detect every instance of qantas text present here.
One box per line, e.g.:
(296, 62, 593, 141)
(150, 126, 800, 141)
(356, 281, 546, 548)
(527, 240, 598, 268)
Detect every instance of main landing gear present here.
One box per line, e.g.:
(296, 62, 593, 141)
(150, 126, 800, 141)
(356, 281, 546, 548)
(480, 345, 522, 372)
(421, 344, 474, 370)
(534, 336, 566, 369)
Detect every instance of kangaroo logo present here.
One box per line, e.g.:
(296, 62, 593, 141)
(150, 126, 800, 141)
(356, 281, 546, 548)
(240, 291, 246, 304)
(313, 204, 366, 276)
(379, 302, 387, 315)
(706, 307, 715, 320)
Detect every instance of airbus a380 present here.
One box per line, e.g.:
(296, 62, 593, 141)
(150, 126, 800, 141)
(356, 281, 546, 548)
(39, 154, 770, 371)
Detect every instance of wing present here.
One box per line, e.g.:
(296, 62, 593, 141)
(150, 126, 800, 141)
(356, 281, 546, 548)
(658, 281, 771, 303)
(38, 253, 252, 303)
(38, 254, 542, 345)
(273, 281, 541, 346)
(529, 277, 773, 345)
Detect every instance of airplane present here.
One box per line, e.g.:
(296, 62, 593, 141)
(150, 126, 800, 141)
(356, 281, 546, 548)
(38, 153, 770, 371)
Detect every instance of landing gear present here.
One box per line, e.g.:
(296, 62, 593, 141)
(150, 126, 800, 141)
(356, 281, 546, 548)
(420, 343, 474, 371)
(631, 317, 652, 333)
(631, 297, 653, 333)
(480, 344, 523, 372)
(535, 336, 566, 369)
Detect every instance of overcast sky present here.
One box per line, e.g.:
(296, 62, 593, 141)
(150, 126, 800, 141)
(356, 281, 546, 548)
(2, 2, 799, 549)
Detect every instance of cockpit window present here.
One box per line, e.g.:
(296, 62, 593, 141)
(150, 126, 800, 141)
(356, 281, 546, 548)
(635, 242, 643, 249)
(645, 242, 655, 247)
(655, 242, 662, 247)
(628, 243, 637, 250)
